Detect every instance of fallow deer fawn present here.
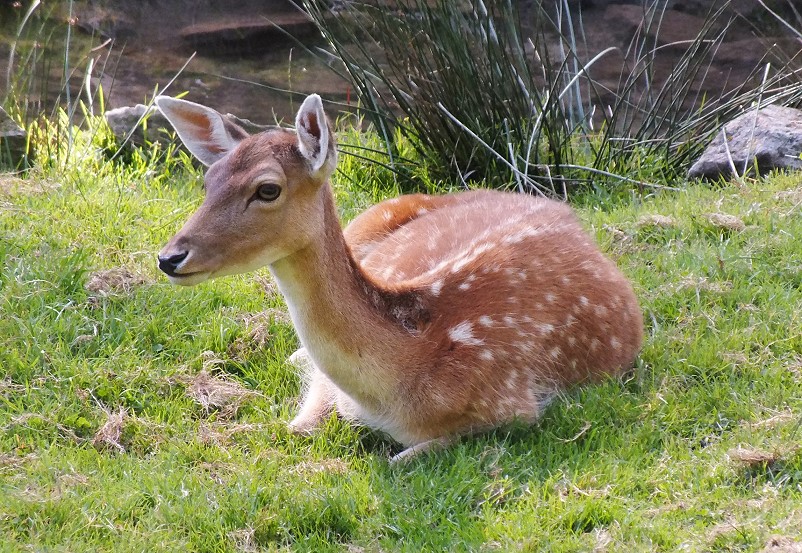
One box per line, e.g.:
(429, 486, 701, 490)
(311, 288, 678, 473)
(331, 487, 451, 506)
(156, 93, 643, 462)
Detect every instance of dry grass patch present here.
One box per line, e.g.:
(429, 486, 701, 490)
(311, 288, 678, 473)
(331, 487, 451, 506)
(705, 212, 746, 231)
(184, 366, 259, 417)
(655, 275, 733, 298)
(228, 526, 259, 553)
(92, 408, 127, 453)
(0, 174, 60, 196)
(0, 453, 37, 471)
(290, 458, 350, 476)
(774, 187, 802, 205)
(746, 410, 797, 430)
(636, 214, 677, 229)
(727, 446, 790, 469)
(197, 421, 267, 447)
(761, 536, 802, 553)
(85, 268, 150, 296)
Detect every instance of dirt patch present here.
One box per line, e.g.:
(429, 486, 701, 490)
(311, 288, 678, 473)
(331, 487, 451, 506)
(85, 267, 150, 295)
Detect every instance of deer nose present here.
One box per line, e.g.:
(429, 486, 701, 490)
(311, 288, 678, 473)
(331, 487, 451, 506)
(158, 251, 189, 276)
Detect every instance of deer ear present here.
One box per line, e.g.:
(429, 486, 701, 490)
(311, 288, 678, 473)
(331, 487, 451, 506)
(295, 94, 336, 174)
(156, 96, 248, 166)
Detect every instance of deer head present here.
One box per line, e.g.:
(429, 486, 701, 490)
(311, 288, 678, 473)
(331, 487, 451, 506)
(155, 94, 338, 285)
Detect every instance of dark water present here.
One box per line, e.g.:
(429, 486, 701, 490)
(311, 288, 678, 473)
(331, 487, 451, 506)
(0, 1, 350, 125)
(2, 1, 800, 128)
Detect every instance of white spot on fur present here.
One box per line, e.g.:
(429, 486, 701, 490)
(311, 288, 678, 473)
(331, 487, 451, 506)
(382, 210, 392, 222)
(550, 347, 562, 359)
(546, 293, 557, 303)
(480, 350, 494, 361)
(610, 336, 621, 350)
(380, 265, 396, 280)
(430, 279, 444, 296)
(478, 315, 494, 327)
(451, 242, 494, 274)
(537, 323, 555, 335)
(416, 208, 429, 216)
(448, 321, 484, 346)
(579, 296, 589, 307)
(561, 276, 571, 286)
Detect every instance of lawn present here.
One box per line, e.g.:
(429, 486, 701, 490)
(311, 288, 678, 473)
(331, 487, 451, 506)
(1, 127, 801, 551)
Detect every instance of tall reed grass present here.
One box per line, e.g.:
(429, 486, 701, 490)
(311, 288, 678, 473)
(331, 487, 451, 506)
(302, 0, 802, 195)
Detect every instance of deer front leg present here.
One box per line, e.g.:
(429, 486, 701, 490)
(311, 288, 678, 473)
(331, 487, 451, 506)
(287, 348, 337, 434)
(390, 437, 455, 464)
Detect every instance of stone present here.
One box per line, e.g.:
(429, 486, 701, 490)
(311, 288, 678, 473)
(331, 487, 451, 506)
(0, 107, 28, 168)
(688, 105, 802, 180)
(179, 13, 320, 58)
(104, 104, 168, 147)
(105, 104, 275, 148)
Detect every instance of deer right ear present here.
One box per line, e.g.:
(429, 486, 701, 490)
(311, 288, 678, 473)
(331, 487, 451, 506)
(295, 94, 335, 175)
(156, 96, 248, 167)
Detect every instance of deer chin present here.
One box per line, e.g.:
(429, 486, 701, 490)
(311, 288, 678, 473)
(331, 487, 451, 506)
(166, 271, 212, 286)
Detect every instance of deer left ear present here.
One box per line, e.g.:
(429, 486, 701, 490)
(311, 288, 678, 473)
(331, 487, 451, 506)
(156, 96, 248, 167)
(295, 94, 336, 175)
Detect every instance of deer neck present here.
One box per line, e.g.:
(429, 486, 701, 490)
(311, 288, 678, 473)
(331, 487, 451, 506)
(268, 184, 417, 404)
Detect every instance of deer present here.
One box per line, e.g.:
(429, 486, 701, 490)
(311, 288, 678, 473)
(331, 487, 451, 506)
(155, 93, 644, 462)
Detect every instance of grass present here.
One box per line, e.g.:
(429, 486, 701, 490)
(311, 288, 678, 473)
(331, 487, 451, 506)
(1, 112, 801, 552)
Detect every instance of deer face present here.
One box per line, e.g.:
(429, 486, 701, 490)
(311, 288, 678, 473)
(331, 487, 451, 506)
(156, 94, 337, 285)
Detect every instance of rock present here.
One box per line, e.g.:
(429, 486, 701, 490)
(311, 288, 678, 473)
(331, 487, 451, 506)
(73, 6, 137, 40)
(104, 104, 276, 148)
(179, 13, 320, 57)
(0, 107, 28, 168)
(688, 105, 802, 180)
(104, 104, 169, 147)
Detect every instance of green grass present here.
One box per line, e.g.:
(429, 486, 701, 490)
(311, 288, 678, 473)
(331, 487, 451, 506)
(1, 121, 802, 551)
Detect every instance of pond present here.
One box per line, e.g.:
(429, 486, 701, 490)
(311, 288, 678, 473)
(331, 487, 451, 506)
(1, 1, 800, 130)
(0, 0, 350, 126)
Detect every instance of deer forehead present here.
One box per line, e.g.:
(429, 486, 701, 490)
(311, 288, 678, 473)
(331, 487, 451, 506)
(204, 129, 304, 194)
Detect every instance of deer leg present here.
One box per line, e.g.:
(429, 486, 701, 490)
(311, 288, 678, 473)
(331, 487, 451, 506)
(390, 437, 455, 464)
(287, 349, 336, 434)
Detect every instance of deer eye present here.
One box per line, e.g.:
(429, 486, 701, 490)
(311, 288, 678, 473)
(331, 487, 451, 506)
(255, 183, 282, 202)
